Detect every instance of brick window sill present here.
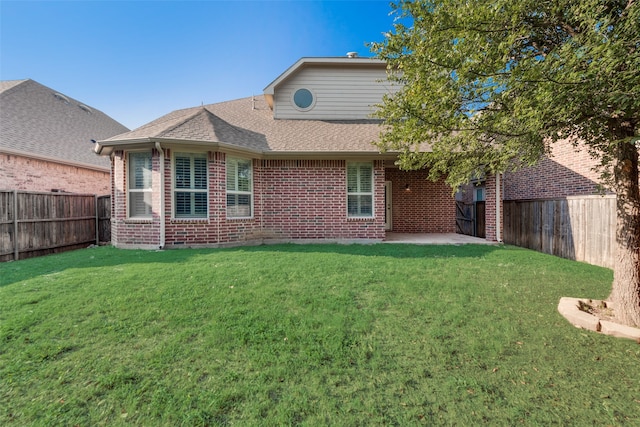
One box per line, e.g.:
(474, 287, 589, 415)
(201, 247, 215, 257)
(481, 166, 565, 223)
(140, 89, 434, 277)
(170, 218, 209, 224)
(124, 218, 154, 224)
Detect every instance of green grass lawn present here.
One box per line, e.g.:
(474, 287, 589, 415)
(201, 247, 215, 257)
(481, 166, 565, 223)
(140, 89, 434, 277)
(1, 244, 638, 426)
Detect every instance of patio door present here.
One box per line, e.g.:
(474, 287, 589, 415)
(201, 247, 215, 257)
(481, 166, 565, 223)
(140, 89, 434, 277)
(384, 181, 393, 230)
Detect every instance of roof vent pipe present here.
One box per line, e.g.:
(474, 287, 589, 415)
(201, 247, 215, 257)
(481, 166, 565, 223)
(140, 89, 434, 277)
(346, 52, 358, 58)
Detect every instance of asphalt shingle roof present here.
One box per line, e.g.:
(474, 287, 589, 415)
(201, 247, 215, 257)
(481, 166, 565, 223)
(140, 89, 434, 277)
(1, 79, 129, 169)
(101, 96, 387, 155)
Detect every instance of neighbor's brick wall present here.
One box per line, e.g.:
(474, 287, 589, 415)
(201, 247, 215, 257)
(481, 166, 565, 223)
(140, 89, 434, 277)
(503, 138, 606, 200)
(0, 152, 110, 194)
(385, 168, 456, 233)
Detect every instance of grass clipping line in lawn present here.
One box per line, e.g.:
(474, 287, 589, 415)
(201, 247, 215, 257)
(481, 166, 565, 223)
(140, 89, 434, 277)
(1, 244, 639, 426)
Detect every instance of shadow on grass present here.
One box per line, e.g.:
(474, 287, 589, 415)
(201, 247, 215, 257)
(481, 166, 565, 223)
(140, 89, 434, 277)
(0, 242, 504, 288)
(245, 242, 502, 259)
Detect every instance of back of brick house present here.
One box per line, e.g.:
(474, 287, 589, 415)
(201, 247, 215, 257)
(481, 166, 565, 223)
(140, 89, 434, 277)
(96, 56, 463, 249)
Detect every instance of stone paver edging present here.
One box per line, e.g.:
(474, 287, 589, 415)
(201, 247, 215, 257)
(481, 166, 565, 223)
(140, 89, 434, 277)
(558, 297, 640, 341)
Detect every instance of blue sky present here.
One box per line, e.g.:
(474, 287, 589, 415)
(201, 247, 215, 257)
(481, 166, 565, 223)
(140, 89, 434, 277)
(1, 0, 397, 129)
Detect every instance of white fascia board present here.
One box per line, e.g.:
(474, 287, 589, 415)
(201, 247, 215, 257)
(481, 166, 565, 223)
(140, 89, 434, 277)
(94, 137, 264, 158)
(93, 137, 401, 161)
(94, 138, 155, 156)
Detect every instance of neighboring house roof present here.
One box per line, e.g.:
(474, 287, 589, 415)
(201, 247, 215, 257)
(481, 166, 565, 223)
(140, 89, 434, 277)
(96, 95, 397, 159)
(0, 79, 129, 171)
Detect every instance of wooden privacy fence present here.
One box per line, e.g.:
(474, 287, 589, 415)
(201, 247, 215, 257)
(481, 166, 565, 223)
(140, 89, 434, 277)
(455, 202, 474, 236)
(455, 201, 486, 238)
(503, 195, 616, 269)
(0, 190, 111, 262)
(97, 195, 111, 244)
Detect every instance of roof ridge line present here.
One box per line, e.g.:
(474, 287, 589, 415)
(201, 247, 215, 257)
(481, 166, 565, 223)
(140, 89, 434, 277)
(157, 107, 210, 137)
(0, 79, 31, 96)
(202, 105, 256, 136)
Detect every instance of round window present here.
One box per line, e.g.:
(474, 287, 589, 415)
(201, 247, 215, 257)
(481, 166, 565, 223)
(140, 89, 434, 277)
(292, 88, 315, 110)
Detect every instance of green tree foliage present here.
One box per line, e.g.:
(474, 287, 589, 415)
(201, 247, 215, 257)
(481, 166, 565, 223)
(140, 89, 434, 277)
(372, 0, 640, 326)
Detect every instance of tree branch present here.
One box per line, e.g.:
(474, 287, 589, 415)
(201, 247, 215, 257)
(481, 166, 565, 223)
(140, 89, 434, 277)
(625, 0, 635, 12)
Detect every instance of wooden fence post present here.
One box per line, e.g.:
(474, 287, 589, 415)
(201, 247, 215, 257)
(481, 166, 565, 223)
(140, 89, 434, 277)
(13, 189, 18, 261)
(94, 194, 99, 246)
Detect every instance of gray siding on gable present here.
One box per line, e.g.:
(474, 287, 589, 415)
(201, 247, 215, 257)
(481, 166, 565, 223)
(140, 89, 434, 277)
(273, 66, 394, 120)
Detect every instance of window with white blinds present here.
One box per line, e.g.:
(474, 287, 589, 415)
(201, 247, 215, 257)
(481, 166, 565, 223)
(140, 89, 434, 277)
(226, 157, 252, 218)
(128, 152, 153, 218)
(174, 153, 208, 218)
(347, 162, 373, 217)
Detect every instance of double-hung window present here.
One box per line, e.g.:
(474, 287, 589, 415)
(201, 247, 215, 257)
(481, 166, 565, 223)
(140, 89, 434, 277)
(226, 157, 252, 218)
(128, 152, 153, 218)
(174, 153, 208, 218)
(347, 162, 373, 217)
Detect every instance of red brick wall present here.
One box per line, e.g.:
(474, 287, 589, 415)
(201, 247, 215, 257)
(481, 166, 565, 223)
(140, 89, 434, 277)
(111, 151, 388, 248)
(110, 150, 474, 248)
(258, 159, 385, 240)
(110, 150, 162, 248)
(503, 138, 606, 200)
(384, 169, 456, 233)
(0, 153, 110, 194)
(164, 152, 265, 246)
(484, 174, 504, 242)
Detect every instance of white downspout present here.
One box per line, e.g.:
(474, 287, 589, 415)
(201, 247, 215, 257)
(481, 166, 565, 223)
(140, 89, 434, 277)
(155, 142, 166, 249)
(495, 173, 502, 243)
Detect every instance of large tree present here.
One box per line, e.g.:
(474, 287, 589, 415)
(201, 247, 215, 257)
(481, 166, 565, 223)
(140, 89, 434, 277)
(371, 0, 640, 326)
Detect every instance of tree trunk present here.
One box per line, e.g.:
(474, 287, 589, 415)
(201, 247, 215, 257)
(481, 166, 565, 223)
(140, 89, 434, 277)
(608, 135, 640, 328)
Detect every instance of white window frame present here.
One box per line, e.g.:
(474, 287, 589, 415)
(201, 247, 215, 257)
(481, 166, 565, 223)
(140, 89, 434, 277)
(226, 157, 253, 218)
(346, 162, 374, 218)
(127, 151, 153, 219)
(172, 152, 208, 219)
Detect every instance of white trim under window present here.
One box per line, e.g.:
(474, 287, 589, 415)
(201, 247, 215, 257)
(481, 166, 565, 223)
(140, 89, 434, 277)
(347, 162, 374, 218)
(128, 151, 153, 219)
(173, 152, 208, 218)
(226, 157, 253, 218)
